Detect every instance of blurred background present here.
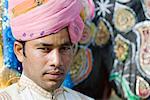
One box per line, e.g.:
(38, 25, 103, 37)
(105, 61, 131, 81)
(0, 0, 150, 99)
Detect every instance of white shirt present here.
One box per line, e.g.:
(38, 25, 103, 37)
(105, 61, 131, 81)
(0, 74, 94, 100)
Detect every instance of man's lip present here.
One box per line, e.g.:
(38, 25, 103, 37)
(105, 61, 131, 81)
(44, 72, 64, 75)
(44, 70, 64, 74)
(43, 71, 64, 79)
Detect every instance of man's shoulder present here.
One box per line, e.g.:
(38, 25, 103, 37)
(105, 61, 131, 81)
(0, 91, 12, 100)
(63, 87, 94, 100)
(0, 84, 17, 99)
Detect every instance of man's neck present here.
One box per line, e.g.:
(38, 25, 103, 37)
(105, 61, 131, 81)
(17, 73, 64, 98)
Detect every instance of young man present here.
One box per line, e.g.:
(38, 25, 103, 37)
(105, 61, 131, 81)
(0, 0, 94, 99)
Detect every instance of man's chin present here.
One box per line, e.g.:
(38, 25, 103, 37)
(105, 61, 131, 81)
(43, 80, 63, 91)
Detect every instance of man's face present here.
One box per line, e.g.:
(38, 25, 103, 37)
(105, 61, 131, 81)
(14, 28, 74, 91)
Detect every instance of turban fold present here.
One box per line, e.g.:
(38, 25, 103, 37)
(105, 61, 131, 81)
(8, 0, 84, 43)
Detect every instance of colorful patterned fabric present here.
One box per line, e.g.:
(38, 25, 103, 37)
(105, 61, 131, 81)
(93, 0, 150, 99)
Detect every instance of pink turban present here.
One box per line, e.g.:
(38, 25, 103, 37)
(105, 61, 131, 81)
(8, 0, 84, 44)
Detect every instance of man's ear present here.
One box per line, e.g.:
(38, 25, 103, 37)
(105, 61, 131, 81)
(14, 41, 24, 62)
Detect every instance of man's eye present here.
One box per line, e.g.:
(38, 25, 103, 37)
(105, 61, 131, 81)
(60, 46, 71, 51)
(60, 46, 73, 55)
(37, 48, 51, 52)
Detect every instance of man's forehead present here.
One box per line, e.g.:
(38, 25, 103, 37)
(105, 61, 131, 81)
(28, 29, 72, 46)
(34, 41, 72, 47)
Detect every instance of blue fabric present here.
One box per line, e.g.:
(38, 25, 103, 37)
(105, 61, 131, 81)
(2, 0, 23, 73)
(63, 73, 74, 88)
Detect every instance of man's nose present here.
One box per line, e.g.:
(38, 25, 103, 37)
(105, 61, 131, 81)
(47, 48, 63, 67)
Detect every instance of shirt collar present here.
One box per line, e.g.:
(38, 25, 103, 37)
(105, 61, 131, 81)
(17, 74, 65, 98)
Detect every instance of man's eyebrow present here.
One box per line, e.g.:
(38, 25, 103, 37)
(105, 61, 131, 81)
(61, 42, 73, 46)
(34, 42, 72, 47)
(34, 42, 53, 47)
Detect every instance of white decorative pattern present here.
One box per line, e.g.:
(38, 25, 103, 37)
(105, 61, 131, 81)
(95, 0, 113, 17)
